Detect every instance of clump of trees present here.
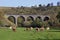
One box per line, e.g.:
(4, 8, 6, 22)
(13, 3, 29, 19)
(57, 2, 60, 6)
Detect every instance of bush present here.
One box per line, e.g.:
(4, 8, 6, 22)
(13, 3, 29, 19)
(23, 21, 32, 28)
(31, 20, 43, 28)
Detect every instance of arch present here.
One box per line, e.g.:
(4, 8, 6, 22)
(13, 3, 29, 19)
(8, 16, 16, 24)
(20, 16, 25, 21)
(44, 16, 49, 21)
(27, 16, 34, 21)
(17, 16, 25, 22)
(36, 16, 42, 21)
(17, 16, 25, 27)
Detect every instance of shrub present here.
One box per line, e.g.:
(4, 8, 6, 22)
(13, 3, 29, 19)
(23, 21, 32, 28)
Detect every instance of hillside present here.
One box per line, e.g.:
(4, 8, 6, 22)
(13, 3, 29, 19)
(0, 6, 60, 27)
(0, 6, 60, 21)
(0, 6, 59, 15)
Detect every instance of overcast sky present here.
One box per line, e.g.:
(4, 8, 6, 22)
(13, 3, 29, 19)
(0, 0, 60, 7)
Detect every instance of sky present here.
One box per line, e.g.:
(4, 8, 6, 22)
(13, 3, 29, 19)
(0, 0, 60, 7)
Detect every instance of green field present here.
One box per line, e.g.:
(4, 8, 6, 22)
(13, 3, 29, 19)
(0, 28, 60, 40)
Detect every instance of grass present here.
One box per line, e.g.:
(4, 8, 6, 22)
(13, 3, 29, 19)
(0, 27, 60, 40)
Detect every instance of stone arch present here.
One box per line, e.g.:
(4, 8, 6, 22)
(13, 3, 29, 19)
(44, 16, 49, 21)
(17, 16, 25, 27)
(17, 16, 25, 22)
(8, 16, 16, 24)
(36, 16, 42, 21)
(27, 16, 34, 21)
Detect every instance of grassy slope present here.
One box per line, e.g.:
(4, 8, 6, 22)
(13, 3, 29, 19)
(0, 28, 60, 40)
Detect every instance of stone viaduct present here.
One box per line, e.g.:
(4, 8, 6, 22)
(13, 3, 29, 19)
(5, 14, 50, 26)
